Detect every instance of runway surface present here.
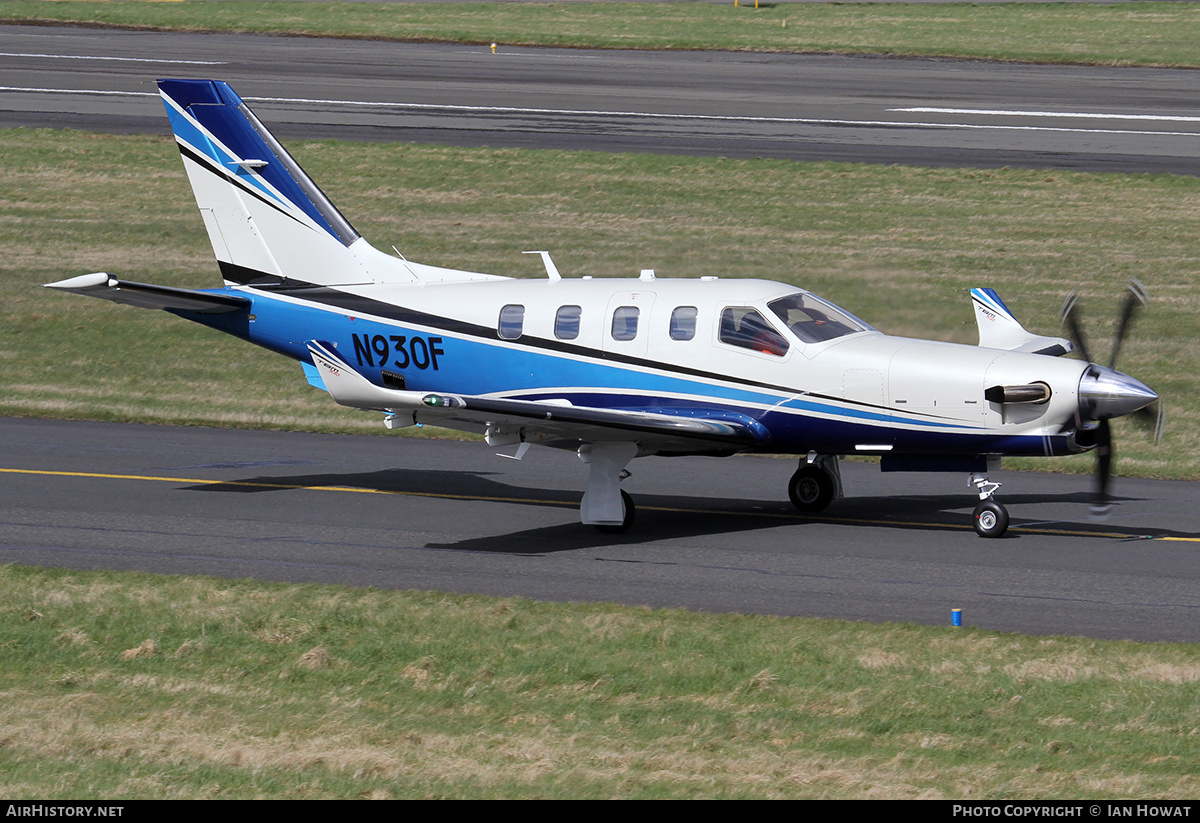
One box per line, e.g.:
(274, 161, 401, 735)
(3, 24, 1200, 173)
(3, 418, 1198, 642)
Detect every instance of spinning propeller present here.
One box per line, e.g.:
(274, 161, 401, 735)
(1060, 280, 1161, 515)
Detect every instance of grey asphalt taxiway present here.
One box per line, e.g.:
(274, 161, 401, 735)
(3, 418, 1198, 643)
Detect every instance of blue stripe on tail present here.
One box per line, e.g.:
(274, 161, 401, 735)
(157, 79, 358, 245)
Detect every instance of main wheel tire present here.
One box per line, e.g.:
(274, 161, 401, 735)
(595, 490, 636, 534)
(788, 465, 834, 513)
(972, 499, 1009, 538)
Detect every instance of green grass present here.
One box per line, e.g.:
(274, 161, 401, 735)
(2, 128, 1195, 478)
(2, 562, 1199, 799)
(4, 1, 1200, 67)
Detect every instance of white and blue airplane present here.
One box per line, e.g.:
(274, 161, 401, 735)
(46, 79, 1160, 537)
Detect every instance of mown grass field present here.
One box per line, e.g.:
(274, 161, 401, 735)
(2, 129, 1195, 477)
(3, 563, 1200, 799)
(4, 1, 1200, 67)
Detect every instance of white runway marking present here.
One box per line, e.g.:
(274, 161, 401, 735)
(893, 107, 1200, 124)
(0, 86, 158, 97)
(0, 51, 225, 65)
(248, 94, 1200, 137)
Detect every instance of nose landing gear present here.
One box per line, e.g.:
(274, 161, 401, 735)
(969, 472, 1008, 538)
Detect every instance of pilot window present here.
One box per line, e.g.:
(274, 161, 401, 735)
(555, 305, 582, 340)
(670, 306, 698, 341)
(768, 293, 870, 343)
(611, 306, 639, 341)
(498, 304, 525, 340)
(719, 307, 789, 356)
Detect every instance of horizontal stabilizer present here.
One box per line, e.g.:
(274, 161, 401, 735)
(971, 288, 1073, 356)
(44, 273, 249, 314)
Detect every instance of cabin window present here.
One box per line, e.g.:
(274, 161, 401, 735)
(555, 305, 582, 340)
(670, 306, 698, 341)
(498, 304, 525, 340)
(611, 306, 640, 341)
(719, 307, 789, 356)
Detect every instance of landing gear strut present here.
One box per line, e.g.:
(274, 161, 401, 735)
(969, 471, 1008, 538)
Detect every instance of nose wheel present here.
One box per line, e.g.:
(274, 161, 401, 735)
(969, 472, 1008, 538)
(972, 499, 1009, 538)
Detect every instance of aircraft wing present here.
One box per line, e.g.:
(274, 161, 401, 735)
(307, 341, 768, 451)
(44, 273, 250, 314)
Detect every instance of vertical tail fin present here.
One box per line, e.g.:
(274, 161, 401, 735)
(970, 288, 1074, 356)
(158, 78, 418, 286)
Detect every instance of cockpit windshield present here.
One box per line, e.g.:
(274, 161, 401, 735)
(768, 293, 874, 344)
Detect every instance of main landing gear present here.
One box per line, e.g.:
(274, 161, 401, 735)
(969, 472, 1009, 538)
(579, 442, 638, 534)
(788, 454, 842, 514)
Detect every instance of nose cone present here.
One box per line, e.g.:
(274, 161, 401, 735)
(1078, 364, 1158, 420)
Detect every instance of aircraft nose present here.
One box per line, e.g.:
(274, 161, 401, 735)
(1078, 364, 1158, 420)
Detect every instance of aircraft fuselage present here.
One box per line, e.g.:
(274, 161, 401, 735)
(180, 275, 1090, 460)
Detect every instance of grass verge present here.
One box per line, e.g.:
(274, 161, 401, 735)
(3, 1, 1200, 68)
(2, 128, 1195, 478)
(3, 562, 1199, 799)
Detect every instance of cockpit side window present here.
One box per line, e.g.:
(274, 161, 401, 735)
(768, 293, 870, 344)
(718, 307, 789, 356)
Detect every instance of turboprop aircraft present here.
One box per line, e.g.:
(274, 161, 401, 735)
(45, 79, 1161, 538)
